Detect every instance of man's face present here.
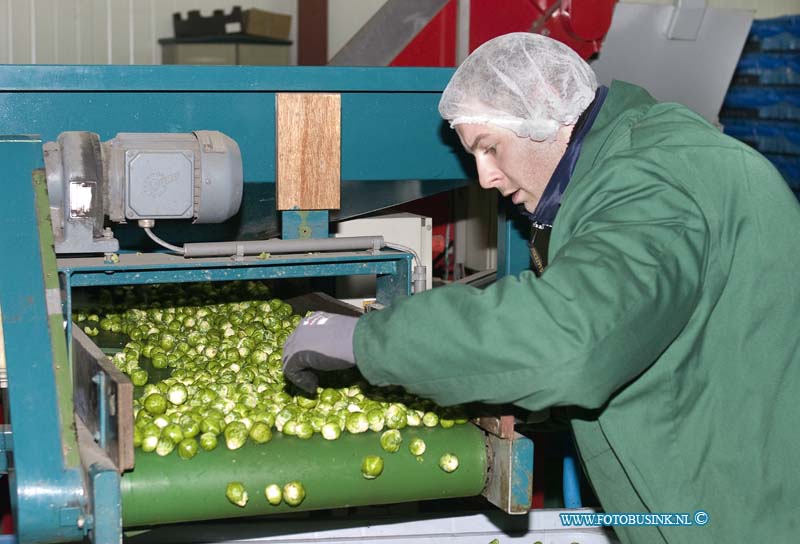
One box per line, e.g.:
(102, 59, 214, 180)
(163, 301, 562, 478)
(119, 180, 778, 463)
(455, 123, 573, 213)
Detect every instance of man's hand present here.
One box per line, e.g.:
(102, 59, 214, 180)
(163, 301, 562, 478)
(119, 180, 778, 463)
(282, 312, 359, 393)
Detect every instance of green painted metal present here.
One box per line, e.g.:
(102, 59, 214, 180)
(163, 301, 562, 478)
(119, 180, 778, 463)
(89, 462, 122, 543)
(121, 425, 486, 527)
(0, 64, 488, 541)
(0, 65, 474, 251)
(0, 65, 455, 92)
(281, 210, 329, 240)
(33, 170, 81, 469)
(0, 140, 85, 543)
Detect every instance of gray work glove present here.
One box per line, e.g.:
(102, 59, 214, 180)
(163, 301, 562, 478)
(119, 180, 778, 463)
(282, 311, 359, 393)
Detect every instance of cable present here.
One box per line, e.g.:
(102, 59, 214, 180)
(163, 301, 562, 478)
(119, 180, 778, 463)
(143, 227, 185, 255)
(385, 241, 422, 268)
(386, 241, 427, 294)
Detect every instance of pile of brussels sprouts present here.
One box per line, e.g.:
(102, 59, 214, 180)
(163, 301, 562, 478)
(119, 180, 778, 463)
(74, 281, 468, 462)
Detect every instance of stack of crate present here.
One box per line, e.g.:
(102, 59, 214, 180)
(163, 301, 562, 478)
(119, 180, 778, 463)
(720, 15, 800, 198)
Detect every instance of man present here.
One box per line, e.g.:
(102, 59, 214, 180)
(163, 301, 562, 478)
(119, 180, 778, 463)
(283, 33, 800, 543)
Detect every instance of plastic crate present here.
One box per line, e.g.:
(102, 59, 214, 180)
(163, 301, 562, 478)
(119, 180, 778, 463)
(721, 118, 800, 155)
(746, 15, 800, 51)
(733, 53, 800, 85)
(720, 86, 800, 121)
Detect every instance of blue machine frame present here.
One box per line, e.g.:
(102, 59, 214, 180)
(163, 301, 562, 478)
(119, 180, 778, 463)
(0, 65, 545, 543)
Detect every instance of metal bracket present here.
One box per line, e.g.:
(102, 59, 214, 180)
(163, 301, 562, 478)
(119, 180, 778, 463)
(0, 424, 12, 474)
(76, 417, 121, 543)
(73, 325, 134, 472)
(473, 414, 516, 439)
(0, 304, 6, 389)
(482, 431, 534, 514)
(667, 0, 707, 40)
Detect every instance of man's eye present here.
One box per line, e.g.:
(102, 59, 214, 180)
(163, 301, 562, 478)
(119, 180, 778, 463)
(484, 146, 496, 155)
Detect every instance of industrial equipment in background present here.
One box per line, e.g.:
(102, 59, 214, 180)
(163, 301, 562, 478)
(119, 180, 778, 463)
(0, 64, 615, 544)
(719, 15, 800, 196)
(44, 130, 243, 254)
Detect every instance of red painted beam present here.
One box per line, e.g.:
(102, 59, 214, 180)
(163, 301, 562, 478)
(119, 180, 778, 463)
(390, 0, 457, 67)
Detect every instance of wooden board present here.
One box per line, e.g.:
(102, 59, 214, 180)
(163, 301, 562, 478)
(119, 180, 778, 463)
(275, 93, 341, 210)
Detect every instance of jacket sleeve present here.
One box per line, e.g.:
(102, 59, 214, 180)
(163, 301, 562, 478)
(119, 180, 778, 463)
(354, 157, 710, 411)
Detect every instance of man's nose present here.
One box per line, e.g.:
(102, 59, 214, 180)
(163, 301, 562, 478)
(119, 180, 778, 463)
(476, 161, 501, 190)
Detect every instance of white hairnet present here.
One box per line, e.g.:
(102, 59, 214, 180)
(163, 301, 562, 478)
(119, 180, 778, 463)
(439, 32, 598, 141)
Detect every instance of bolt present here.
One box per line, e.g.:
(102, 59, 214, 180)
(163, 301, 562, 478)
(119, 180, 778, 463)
(102, 227, 113, 239)
(76, 516, 85, 529)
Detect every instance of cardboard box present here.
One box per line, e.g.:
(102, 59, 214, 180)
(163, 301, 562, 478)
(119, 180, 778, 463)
(173, 6, 291, 41)
(244, 8, 291, 41)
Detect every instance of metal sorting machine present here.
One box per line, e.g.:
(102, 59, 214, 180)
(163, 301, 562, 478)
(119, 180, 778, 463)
(0, 65, 545, 544)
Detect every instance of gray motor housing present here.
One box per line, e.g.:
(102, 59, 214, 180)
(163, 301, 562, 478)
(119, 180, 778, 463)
(44, 130, 243, 254)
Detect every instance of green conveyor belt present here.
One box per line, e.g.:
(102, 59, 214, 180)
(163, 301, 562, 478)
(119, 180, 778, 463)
(121, 424, 487, 527)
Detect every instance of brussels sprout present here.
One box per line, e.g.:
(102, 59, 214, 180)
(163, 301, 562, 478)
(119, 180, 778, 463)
(249, 422, 273, 444)
(384, 404, 407, 430)
(408, 437, 426, 456)
(137, 419, 157, 437)
(366, 409, 385, 432)
(155, 437, 175, 457)
(361, 455, 384, 480)
(152, 415, 169, 429)
(422, 412, 439, 427)
(224, 421, 248, 450)
(225, 481, 248, 507)
(295, 395, 317, 409)
(162, 423, 184, 444)
(345, 412, 369, 434)
(200, 416, 223, 436)
(283, 481, 306, 507)
(439, 453, 459, 473)
(405, 410, 422, 427)
(177, 438, 199, 460)
(265, 483, 282, 505)
(151, 354, 168, 369)
(143, 393, 167, 415)
(130, 368, 149, 387)
(321, 422, 341, 440)
(167, 383, 188, 405)
(295, 422, 314, 440)
(180, 417, 200, 439)
(83, 283, 474, 462)
(380, 429, 402, 453)
(141, 434, 158, 453)
(199, 432, 218, 451)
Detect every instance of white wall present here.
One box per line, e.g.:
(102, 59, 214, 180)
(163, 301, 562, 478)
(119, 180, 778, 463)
(621, 0, 797, 18)
(0, 0, 297, 64)
(327, 0, 385, 61)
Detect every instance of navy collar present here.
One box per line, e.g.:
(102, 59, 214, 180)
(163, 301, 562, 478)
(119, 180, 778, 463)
(524, 86, 608, 229)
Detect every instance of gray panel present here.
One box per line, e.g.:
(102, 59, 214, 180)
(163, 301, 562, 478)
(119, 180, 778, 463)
(194, 130, 243, 224)
(125, 150, 194, 219)
(590, 3, 753, 123)
(328, 0, 450, 66)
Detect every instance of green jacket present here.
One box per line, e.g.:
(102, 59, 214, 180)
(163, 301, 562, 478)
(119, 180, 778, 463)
(355, 81, 800, 543)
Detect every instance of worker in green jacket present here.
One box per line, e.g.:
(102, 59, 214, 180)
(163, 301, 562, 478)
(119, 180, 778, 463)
(283, 33, 800, 543)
